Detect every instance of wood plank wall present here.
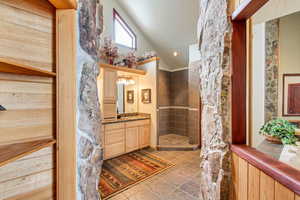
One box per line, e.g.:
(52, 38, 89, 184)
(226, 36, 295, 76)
(232, 153, 300, 200)
(0, 0, 55, 72)
(0, 0, 56, 199)
(0, 74, 55, 145)
(0, 147, 54, 200)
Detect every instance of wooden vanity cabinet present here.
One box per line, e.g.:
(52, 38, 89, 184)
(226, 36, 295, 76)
(98, 68, 117, 119)
(139, 125, 151, 148)
(125, 127, 139, 152)
(103, 123, 125, 159)
(102, 68, 117, 104)
(103, 119, 151, 160)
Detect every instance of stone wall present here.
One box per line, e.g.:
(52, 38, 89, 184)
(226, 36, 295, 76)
(265, 19, 279, 122)
(77, 0, 104, 199)
(197, 0, 232, 199)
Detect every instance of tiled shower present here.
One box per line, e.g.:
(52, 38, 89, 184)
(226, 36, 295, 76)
(158, 64, 201, 148)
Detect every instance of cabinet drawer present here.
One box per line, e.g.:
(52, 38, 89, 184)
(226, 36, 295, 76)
(104, 123, 125, 131)
(125, 119, 150, 128)
(105, 129, 125, 145)
(104, 142, 125, 159)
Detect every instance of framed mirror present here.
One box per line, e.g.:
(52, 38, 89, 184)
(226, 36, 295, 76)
(116, 75, 139, 114)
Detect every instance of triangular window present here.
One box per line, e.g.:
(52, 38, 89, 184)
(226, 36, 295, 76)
(113, 9, 137, 49)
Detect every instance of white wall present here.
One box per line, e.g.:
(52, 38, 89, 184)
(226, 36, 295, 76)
(251, 23, 266, 147)
(102, 0, 170, 69)
(253, 0, 300, 24)
(189, 43, 201, 64)
(278, 12, 300, 120)
(138, 61, 158, 148)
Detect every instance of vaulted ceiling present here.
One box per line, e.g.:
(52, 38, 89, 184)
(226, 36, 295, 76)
(116, 0, 199, 69)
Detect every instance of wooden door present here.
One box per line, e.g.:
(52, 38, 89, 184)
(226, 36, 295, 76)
(126, 127, 139, 152)
(139, 125, 150, 148)
(103, 69, 117, 104)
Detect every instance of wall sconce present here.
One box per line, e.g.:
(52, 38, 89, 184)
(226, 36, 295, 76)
(0, 105, 6, 111)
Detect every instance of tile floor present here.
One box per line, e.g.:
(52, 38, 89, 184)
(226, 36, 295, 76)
(108, 149, 202, 200)
(159, 134, 196, 147)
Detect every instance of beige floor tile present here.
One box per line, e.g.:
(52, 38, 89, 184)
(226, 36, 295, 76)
(107, 149, 201, 200)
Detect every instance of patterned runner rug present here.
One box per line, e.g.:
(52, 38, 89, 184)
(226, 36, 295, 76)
(99, 150, 175, 199)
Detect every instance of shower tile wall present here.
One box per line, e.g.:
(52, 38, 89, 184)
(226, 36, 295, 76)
(159, 108, 172, 135)
(171, 70, 189, 106)
(158, 67, 200, 145)
(188, 61, 201, 144)
(170, 70, 189, 136)
(158, 69, 189, 137)
(158, 70, 172, 135)
(158, 70, 172, 106)
(171, 108, 188, 136)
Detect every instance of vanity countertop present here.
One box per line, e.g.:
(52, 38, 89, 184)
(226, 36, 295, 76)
(102, 113, 150, 124)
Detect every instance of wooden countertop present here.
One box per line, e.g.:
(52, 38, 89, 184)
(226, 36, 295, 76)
(102, 114, 150, 124)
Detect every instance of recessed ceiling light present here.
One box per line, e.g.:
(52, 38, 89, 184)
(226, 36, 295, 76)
(173, 51, 179, 57)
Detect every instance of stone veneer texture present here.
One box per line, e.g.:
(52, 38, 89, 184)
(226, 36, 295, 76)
(77, 0, 104, 199)
(265, 19, 279, 122)
(198, 0, 232, 199)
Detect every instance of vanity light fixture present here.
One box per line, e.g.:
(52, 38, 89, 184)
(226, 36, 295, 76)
(0, 105, 6, 111)
(117, 76, 135, 85)
(173, 51, 179, 57)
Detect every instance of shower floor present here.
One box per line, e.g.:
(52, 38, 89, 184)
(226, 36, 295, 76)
(159, 134, 197, 148)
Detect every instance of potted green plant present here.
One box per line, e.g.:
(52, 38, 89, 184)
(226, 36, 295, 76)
(260, 118, 298, 145)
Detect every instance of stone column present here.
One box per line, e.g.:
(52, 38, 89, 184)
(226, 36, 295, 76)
(265, 19, 279, 122)
(77, 0, 104, 199)
(197, 0, 232, 199)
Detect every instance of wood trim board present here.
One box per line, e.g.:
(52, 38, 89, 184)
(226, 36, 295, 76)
(137, 57, 160, 66)
(100, 63, 146, 75)
(232, 20, 247, 144)
(56, 9, 77, 200)
(47, 0, 77, 9)
(232, 0, 269, 20)
(231, 0, 269, 145)
(0, 139, 55, 168)
(0, 58, 56, 77)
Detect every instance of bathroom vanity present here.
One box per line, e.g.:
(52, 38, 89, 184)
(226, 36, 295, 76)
(97, 63, 155, 160)
(102, 114, 151, 160)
